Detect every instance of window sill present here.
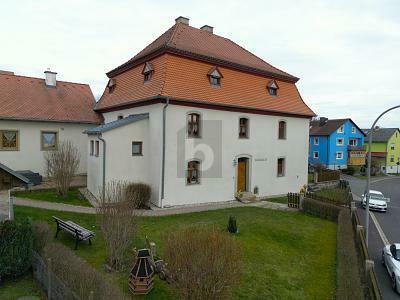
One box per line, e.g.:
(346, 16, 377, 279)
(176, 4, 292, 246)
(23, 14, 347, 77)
(0, 148, 19, 151)
(132, 154, 143, 156)
(187, 135, 201, 139)
(277, 175, 285, 178)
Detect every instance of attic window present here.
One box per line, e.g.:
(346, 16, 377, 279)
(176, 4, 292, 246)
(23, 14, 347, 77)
(142, 62, 154, 82)
(208, 66, 222, 87)
(108, 79, 116, 94)
(267, 80, 279, 96)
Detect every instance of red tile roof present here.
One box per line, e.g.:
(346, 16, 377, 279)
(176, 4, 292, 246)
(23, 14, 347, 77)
(0, 73, 102, 123)
(96, 22, 315, 117)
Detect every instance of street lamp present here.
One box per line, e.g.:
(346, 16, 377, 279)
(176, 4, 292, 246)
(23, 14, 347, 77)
(365, 105, 400, 247)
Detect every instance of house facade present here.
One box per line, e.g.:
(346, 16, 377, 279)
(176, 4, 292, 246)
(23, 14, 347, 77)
(87, 17, 315, 207)
(0, 70, 101, 175)
(363, 128, 400, 174)
(309, 118, 365, 170)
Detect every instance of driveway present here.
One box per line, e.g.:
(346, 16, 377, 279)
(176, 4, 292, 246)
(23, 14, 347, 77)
(342, 174, 400, 299)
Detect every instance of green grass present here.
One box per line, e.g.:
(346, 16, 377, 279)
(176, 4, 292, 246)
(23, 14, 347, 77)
(315, 188, 347, 201)
(12, 188, 92, 207)
(15, 205, 337, 299)
(308, 173, 314, 183)
(262, 196, 287, 204)
(0, 272, 43, 300)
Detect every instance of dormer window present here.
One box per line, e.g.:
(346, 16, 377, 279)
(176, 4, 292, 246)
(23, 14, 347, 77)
(267, 80, 279, 96)
(142, 62, 154, 82)
(208, 66, 223, 87)
(108, 79, 116, 94)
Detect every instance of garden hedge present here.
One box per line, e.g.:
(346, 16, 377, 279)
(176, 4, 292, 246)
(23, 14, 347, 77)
(302, 198, 341, 221)
(0, 219, 33, 280)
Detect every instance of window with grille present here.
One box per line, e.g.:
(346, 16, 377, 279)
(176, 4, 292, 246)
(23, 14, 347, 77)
(0, 130, 19, 150)
(239, 118, 249, 138)
(278, 121, 286, 139)
(187, 113, 201, 138)
(187, 161, 200, 185)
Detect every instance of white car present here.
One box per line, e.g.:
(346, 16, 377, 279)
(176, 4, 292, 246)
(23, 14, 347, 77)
(362, 190, 390, 212)
(382, 243, 400, 293)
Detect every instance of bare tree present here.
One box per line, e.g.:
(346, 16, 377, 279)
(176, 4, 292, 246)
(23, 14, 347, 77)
(44, 140, 80, 197)
(163, 227, 242, 300)
(96, 181, 140, 271)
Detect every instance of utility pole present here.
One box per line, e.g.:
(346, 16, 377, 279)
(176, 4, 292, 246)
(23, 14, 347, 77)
(365, 105, 400, 247)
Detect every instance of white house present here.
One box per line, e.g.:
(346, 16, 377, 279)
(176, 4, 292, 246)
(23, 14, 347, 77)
(0, 70, 101, 176)
(87, 17, 315, 207)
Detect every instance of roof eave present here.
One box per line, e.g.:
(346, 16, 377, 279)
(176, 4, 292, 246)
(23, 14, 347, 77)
(0, 116, 101, 125)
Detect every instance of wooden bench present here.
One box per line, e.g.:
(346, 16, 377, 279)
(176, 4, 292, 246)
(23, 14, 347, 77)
(52, 216, 95, 250)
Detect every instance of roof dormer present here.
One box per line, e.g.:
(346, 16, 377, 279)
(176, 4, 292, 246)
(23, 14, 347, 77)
(208, 66, 223, 87)
(267, 80, 279, 96)
(142, 62, 154, 82)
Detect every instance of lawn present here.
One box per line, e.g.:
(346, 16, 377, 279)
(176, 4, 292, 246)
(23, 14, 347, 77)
(15, 205, 337, 299)
(0, 272, 43, 300)
(262, 196, 287, 204)
(12, 188, 92, 207)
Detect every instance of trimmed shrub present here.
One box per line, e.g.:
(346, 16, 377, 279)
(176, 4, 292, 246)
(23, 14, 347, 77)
(42, 242, 127, 299)
(164, 227, 242, 300)
(227, 215, 238, 233)
(125, 182, 151, 208)
(32, 220, 52, 254)
(302, 198, 341, 221)
(0, 219, 33, 280)
(336, 210, 364, 299)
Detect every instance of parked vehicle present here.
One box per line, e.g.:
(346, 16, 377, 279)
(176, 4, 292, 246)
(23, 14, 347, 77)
(382, 243, 400, 293)
(362, 190, 390, 212)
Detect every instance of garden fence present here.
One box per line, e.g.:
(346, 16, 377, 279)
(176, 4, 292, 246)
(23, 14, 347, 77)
(32, 250, 80, 300)
(287, 193, 300, 208)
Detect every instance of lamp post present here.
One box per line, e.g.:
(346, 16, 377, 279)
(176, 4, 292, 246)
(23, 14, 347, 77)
(365, 105, 400, 247)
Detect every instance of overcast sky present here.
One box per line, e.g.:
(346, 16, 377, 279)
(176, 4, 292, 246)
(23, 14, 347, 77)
(1, 0, 399, 128)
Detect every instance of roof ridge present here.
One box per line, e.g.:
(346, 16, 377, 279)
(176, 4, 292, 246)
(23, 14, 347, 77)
(0, 73, 90, 86)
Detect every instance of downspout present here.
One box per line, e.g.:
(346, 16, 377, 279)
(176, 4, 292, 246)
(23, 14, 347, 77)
(160, 97, 170, 208)
(98, 135, 106, 201)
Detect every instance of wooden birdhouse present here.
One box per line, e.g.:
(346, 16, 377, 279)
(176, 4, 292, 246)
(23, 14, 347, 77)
(129, 249, 154, 295)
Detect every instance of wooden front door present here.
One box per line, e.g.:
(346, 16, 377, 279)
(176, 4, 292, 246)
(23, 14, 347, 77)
(237, 158, 248, 192)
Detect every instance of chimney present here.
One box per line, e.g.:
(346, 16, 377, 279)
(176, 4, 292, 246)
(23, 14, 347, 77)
(44, 69, 57, 87)
(319, 117, 328, 126)
(175, 16, 189, 25)
(200, 25, 213, 33)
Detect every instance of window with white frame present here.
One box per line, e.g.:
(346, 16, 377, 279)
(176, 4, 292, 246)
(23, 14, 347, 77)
(186, 160, 200, 185)
(336, 138, 344, 146)
(336, 152, 343, 160)
(314, 137, 319, 145)
(90, 140, 94, 156)
(349, 139, 357, 146)
(391, 143, 395, 150)
(313, 151, 319, 159)
(351, 126, 356, 134)
(390, 155, 395, 162)
(337, 125, 344, 133)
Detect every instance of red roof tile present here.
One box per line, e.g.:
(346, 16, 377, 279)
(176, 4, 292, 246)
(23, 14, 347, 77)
(0, 73, 102, 123)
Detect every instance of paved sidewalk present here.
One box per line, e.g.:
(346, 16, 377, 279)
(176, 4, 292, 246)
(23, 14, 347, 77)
(12, 196, 294, 216)
(0, 191, 9, 220)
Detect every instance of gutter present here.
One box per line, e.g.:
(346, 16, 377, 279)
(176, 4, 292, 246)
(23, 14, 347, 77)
(160, 97, 169, 208)
(98, 135, 106, 200)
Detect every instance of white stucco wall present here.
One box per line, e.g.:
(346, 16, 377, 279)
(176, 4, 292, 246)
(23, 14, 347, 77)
(88, 104, 163, 205)
(0, 120, 94, 174)
(162, 105, 310, 207)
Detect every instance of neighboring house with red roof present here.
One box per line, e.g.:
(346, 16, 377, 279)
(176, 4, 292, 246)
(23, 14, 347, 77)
(87, 17, 315, 206)
(0, 70, 101, 176)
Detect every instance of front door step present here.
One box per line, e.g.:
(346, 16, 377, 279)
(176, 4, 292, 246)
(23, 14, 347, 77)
(236, 191, 257, 203)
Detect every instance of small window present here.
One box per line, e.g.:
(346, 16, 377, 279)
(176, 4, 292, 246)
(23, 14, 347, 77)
(90, 140, 94, 156)
(391, 144, 395, 150)
(314, 137, 319, 145)
(278, 121, 286, 139)
(349, 139, 357, 146)
(336, 152, 343, 160)
(267, 80, 279, 96)
(186, 160, 200, 185)
(352, 127, 356, 134)
(390, 155, 395, 162)
(41, 131, 58, 151)
(108, 79, 116, 94)
(117, 115, 124, 120)
(277, 158, 285, 177)
(337, 138, 344, 146)
(239, 118, 249, 138)
(337, 125, 344, 133)
(187, 113, 201, 138)
(142, 62, 154, 82)
(132, 141, 143, 156)
(208, 66, 222, 87)
(95, 140, 100, 157)
(0, 130, 19, 151)
(313, 151, 319, 159)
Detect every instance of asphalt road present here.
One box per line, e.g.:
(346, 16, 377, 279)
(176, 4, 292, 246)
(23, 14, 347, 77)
(343, 174, 400, 299)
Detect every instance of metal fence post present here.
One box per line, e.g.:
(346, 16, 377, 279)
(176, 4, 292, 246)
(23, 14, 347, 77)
(47, 258, 52, 300)
(8, 190, 14, 220)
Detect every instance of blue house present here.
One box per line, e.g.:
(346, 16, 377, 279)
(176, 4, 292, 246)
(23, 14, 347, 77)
(309, 118, 366, 170)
